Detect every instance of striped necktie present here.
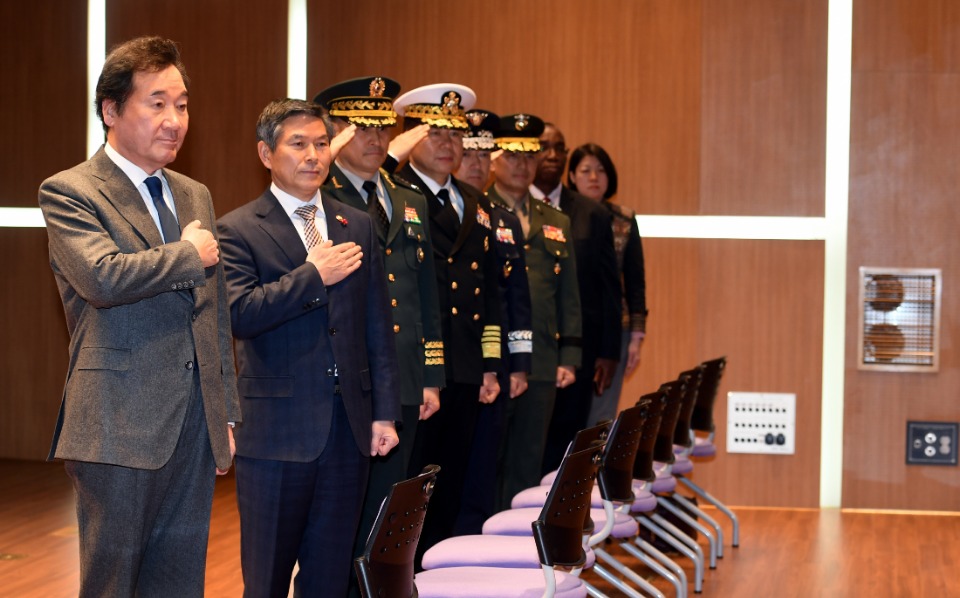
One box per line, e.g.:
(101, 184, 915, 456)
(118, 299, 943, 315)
(294, 204, 321, 248)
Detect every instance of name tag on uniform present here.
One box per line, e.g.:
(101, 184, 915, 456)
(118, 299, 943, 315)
(542, 225, 566, 243)
(496, 226, 516, 245)
(476, 206, 492, 229)
(404, 206, 421, 224)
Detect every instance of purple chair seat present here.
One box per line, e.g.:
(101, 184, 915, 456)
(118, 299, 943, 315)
(628, 485, 658, 513)
(587, 508, 640, 539)
(691, 436, 716, 457)
(511, 484, 553, 508)
(483, 507, 544, 536)
(422, 534, 596, 570)
(672, 455, 694, 474)
(650, 464, 677, 493)
(540, 470, 558, 486)
(415, 566, 586, 598)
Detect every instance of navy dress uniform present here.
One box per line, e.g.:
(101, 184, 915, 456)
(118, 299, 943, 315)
(455, 110, 534, 534)
(314, 77, 446, 585)
(393, 84, 503, 561)
(485, 114, 582, 511)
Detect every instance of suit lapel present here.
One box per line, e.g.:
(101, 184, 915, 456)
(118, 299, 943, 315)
(165, 171, 198, 235)
(91, 150, 164, 249)
(322, 193, 350, 245)
(450, 181, 477, 254)
(382, 179, 404, 245)
(255, 190, 307, 268)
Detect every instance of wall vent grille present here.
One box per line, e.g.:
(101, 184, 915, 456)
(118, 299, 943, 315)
(858, 267, 941, 372)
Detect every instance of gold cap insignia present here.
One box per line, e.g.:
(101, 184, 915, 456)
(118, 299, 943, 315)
(442, 92, 462, 116)
(467, 111, 487, 127)
(514, 114, 529, 131)
(369, 77, 386, 97)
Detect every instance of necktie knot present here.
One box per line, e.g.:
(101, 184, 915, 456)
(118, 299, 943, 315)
(295, 204, 321, 249)
(145, 176, 164, 202)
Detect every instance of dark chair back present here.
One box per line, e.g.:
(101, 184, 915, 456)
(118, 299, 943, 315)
(654, 375, 689, 464)
(673, 365, 705, 448)
(633, 387, 668, 482)
(569, 420, 611, 455)
(597, 401, 647, 503)
(355, 465, 440, 598)
(532, 444, 604, 568)
(690, 356, 727, 433)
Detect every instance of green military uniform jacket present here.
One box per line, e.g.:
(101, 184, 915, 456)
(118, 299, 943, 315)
(487, 186, 581, 382)
(324, 164, 445, 406)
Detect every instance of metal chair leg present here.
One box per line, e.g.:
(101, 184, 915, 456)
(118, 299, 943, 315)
(619, 538, 688, 598)
(637, 516, 704, 593)
(669, 491, 725, 558)
(657, 498, 717, 569)
(591, 561, 663, 598)
(676, 476, 740, 547)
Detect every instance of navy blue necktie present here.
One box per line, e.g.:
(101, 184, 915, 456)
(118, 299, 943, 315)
(363, 180, 389, 236)
(145, 176, 180, 242)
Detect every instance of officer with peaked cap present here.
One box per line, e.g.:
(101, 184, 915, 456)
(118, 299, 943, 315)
(486, 113, 582, 512)
(315, 76, 446, 585)
(453, 109, 534, 533)
(392, 84, 503, 563)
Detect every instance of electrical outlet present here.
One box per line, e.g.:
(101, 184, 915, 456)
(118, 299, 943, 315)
(906, 421, 958, 466)
(726, 392, 795, 454)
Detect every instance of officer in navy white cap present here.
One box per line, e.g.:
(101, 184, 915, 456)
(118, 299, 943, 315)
(394, 84, 504, 564)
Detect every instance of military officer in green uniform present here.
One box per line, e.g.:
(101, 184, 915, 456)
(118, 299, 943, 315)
(314, 77, 445, 581)
(486, 113, 582, 511)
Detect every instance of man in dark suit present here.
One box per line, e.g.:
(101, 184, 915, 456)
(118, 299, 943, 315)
(38, 36, 240, 597)
(217, 99, 401, 597)
(392, 84, 502, 562)
(314, 77, 445, 583)
(532, 123, 622, 475)
(485, 114, 582, 511)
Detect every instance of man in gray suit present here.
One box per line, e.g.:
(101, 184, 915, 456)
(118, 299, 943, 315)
(38, 36, 240, 598)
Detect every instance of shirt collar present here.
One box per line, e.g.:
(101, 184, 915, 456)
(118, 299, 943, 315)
(271, 182, 322, 219)
(335, 161, 383, 198)
(104, 142, 161, 189)
(528, 183, 562, 208)
(409, 163, 452, 197)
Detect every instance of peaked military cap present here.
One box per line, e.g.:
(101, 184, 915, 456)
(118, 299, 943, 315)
(313, 76, 401, 127)
(494, 113, 545, 153)
(393, 83, 476, 130)
(462, 109, 500, 151)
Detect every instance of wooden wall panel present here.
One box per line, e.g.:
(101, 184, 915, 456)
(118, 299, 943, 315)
(0, 1, 85, 460)
(308, 0, 702, 216)
(0, 231, 70, 459)
(701, 0, 828, 217)
(854, 0, 960, 73)
(627, 240, 825, 507)
(844, 66, 960, 509)
(106, 0, 286, 216)
(0, 0, 86, 205)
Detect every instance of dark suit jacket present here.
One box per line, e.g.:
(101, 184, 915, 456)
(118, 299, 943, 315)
(217, 190, 401, 460)
(39, 147, 240, 470)
(396, 164, 501, 384)
(558, 186, 622, 365)
(324, 164, 445, 407)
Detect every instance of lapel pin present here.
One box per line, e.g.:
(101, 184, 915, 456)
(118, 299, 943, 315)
(336, 215, 348, 226)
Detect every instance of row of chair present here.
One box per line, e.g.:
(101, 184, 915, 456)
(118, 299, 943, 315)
(354, 356, 733, 597)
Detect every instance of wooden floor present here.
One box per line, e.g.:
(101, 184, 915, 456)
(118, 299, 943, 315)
(2, 458, 959, 597)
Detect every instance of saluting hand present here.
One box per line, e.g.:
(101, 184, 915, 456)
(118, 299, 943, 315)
(307, 240, 362, 285)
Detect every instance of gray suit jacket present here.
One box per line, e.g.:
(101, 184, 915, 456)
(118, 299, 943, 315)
(39, 147, 241, 470)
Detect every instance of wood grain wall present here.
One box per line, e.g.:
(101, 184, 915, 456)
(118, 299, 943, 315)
(1, 0, 954, 512)
(844, 0, 960, 509)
